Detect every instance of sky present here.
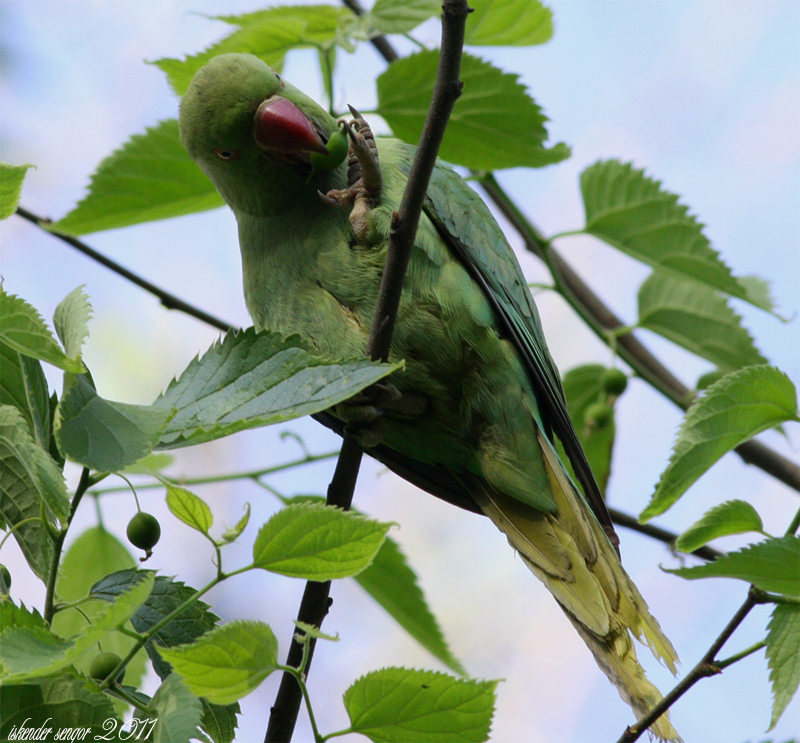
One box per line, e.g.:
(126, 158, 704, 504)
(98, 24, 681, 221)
(1, 1, 799, 742)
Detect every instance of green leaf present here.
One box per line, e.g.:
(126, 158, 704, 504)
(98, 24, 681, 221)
(641, 366, 799, 521)
(0, 341, 52, 450)
(766, 604, 800, 729)
(0, 162, 34, 220)
(0, 405, 67, 579)
(153, 327, 400, 449)
(52, 526, 147, 689)
(158, 620, 278, 706)
(581, 160, 771, 310)
(0, 670, 120, 739)
(0, 288, 85, 373)
(344, 668, 497, 743)
(465, 0, 553, 46)
(376, 50, 569, 170)
(0, 602, 48, 633)
(559, 364, 616, 494)
(665, 536, 800, 596)
(675, 500, 765, 553)
(152, 6, 353, 96)
(368, 0, 440, 34)
(220, 503, 251, 544)
(166, 483, 214, 535)
(0, 573, 153, 681)
(122, 452, 175, 475)
(53, 286, 92, 360)
(638, 271, 767, 372)
(56, 374, 171, 472)
(355, 535, 466, 676)
(150, 673, 204, 743)
(252, 502, 392, 580)
(199, 698, 239, 743)
(49, 119, 223, 236)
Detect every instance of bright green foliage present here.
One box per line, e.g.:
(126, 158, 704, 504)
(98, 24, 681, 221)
(0, 162, 34, 220)
(641, 366, 799, 521)
(367, 0, 441, 34)
(153, 5, 354, 95)
(343, 667, 497, 742)
(355, 534, 466, 676)
(252, 502, 392, 580)
(56, 374, 171, 473)
(52, 525, 147, 688)
(0, 602, 48, 633)
(581, 160, 773, 311)
(53, 286, 92, 360)
(637, 271, 767, 372)
(766, 604, 800, 730)
(0, 670, 121, 739)
(665, 536, 800, 596)
(376, 50, 570, 170)
(220, 503, 251, 544)
(675, 500, 765, 553)
(166, 483, 213, 535)
(158, 620, 278, 705)
(0, 341, 52, 450)
(465, 0, 553, 46)
(149, 673, 204, 743)
(50, 119, 223, 235)
(0, 288, 85, 374)
(153, 327, 400, 449)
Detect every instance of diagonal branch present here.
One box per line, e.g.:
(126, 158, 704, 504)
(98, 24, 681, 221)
(265, 3, 471, 740)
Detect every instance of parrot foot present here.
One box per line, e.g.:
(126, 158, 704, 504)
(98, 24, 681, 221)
(319, 106, 382, 243)
(335, 381, 429, 447)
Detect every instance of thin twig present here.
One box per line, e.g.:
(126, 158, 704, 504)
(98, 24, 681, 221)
(265, 3, 470, 740)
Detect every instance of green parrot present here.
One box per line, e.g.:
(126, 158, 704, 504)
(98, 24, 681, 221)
(180, 53, 680, 741)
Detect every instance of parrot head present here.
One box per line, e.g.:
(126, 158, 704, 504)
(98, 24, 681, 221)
(179, 53, 343, 214)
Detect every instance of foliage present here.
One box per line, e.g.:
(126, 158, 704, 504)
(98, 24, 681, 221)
(1, 0, 797, 741)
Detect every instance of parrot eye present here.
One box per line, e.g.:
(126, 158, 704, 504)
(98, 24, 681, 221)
(214, 148, 240, 161)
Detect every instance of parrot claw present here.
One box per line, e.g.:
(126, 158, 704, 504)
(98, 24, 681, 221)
(320, 108, 382, 243)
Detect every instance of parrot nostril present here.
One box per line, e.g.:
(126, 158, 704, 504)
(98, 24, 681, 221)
(214, 148, 240, 161)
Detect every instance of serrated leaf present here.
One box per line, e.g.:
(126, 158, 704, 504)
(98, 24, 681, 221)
(581, 160, 771, 310)
(0, 162, 34, 220)
(559, 364, 616, 494)
(200, 698, 239, 743)
(355, 535, 466, 676)
(0, 670, 120, 738)
(166, 483, 213, 535)
(675, 500, 765, 553)
(665, 536, 800, 596)
(638, 271, 767, 372)
(53, 286, 92, 360)
(158, 620, 278, 705)
(52, 526, 147, 689)
(368, 0, 440, 34)
(0, 573, 153, 681)
(0, 288, 85, 373)
(0, 405, 67, 579)
(376, 50, 569, 170)
(150, 673, 204, 742)
(152, 6, 353, 96)
(465, 0, 553, 46)
(220, 503, 251, 544)
(56, 374, 171, 472)
(0, 602, 48, 633)
(153, 327, 400, 449)
(344, 667, 497, 743)
(766, 604, 800, 729)
(641, 366, 799, 521)
(252, 502, 392, 580)
(0, 341, 52, 450)
(49, 119, 223, 236)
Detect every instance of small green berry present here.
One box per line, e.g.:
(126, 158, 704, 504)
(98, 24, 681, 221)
(601, 368, 628, 397)
(127, 512, 161, 554)
(89, 651, 124, 683)
(584, 401, 613, 430)
(696, 370, 724, 391)
(309, 123, 349, 173)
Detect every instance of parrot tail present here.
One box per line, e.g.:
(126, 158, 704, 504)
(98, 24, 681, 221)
(469, 431, 681, 743)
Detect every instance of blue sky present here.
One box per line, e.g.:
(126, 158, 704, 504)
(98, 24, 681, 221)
(2, 2, 799, 742)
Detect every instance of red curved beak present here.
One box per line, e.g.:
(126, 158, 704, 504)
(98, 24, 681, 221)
(253, 97, 329, 156)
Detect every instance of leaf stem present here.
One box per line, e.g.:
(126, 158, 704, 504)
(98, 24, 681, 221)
(715, 640, 767, 670)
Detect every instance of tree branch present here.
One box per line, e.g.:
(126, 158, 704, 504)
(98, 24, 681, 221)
(265, 3, 470, 740)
